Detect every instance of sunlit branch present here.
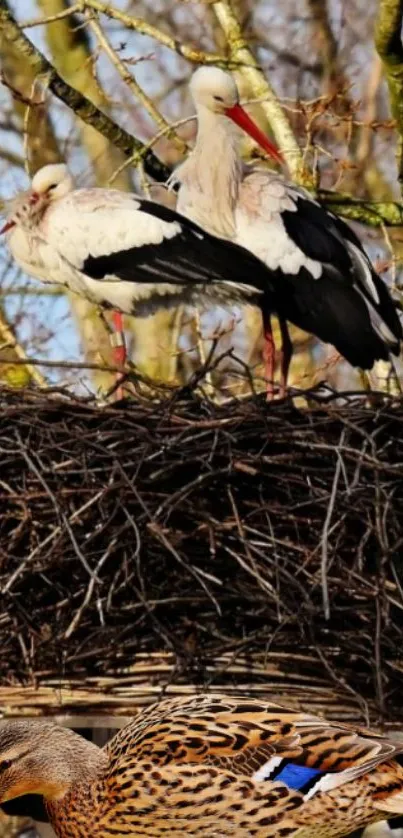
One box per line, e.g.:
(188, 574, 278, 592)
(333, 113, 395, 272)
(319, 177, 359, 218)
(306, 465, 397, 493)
(0, 0, 171, 181)
(375, 0, 403, 189)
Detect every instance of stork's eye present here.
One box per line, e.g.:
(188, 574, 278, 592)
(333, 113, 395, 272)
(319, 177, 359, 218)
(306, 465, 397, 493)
(47, 184, 57, 191)
(213, 95, 224, 102)
(0, 760, 12, 771)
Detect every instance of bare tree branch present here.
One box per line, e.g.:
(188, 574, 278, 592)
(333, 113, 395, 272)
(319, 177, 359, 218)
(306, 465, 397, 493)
(0, 0, 171, 182)
(87, 12, 187, 156)
(306, 0, 345, 95)
(0, 309, 47, 387)
(212, 0, 313, 183)
(322, 191, 403, 226)
(21, 0, 226, 67)
(38, 0, 131, 393)
(375, 0, 403, 188)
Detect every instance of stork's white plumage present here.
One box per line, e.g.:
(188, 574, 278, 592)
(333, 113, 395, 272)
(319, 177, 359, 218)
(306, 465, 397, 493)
(173, 67, 402, 393)
(1, 164, 278, 384)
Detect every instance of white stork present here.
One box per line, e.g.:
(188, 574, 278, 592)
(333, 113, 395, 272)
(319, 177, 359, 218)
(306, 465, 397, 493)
(172, 66, 402, 393)
(1, 163, 280, 391)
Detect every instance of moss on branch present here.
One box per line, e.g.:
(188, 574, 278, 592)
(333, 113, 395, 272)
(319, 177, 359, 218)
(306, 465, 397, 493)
(375, 0, 403, 187)
(321, 192, 403, 227)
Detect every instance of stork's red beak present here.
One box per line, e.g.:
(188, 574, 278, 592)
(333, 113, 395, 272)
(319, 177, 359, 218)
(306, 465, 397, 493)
(0, 219, 15, 234)
(224, 103, 284, 166)
(0, 190, 39, 234)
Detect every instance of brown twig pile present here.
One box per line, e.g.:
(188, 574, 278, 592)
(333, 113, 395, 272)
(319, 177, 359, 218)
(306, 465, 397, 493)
(0, 385, 402, 726)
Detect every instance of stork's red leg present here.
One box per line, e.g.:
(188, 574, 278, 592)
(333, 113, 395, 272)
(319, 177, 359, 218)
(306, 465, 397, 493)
(262, 310, 275, 400)
(278, 316, 293, 398)
(111, 310, 126, 400)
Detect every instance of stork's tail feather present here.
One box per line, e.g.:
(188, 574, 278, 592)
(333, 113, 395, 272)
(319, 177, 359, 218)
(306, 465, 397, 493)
(347, 241, 403, 352)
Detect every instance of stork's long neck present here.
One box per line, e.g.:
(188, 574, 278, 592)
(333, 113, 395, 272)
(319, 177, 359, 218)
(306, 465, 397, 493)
(176, 107, 242, 239)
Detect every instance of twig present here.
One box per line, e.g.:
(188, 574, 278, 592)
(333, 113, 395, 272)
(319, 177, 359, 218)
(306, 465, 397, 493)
(21, 0, 226, 67)
(375, 0, 403, 188)
(0, 308, 48, 387)
(320, 429, 346, 619)
(212, 0, 312, 183)
(15, 432, 99, 581)
(0, 390, 402, 724)
(0, 0, 171, 181)
(87, 12, 187, 155)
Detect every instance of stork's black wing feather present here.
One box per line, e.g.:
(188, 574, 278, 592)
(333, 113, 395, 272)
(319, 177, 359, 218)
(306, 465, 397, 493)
(272, 265, 395, 368)
(282, 195, 401, 329)
(83, 201, 273, 298)
(281, 197, 353, 273)
(277, 194, 402, 365)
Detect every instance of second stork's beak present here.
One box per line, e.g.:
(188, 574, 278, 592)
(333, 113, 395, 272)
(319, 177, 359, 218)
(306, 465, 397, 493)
(0, 219, 16, 234)
(224, 103, 284, 166)
(0, 190, 39, 234)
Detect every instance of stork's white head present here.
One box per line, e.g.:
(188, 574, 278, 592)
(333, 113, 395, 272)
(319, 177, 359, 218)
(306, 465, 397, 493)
(190, 67, 239, 113)
(189, 66, 284, 166)
(31, 164, 73, 202)
(0, 163, 73, 235)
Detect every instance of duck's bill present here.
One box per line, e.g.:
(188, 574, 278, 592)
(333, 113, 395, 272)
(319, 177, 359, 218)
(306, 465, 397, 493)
(224, 103, 284, 165)
(0, 219, 16, 234)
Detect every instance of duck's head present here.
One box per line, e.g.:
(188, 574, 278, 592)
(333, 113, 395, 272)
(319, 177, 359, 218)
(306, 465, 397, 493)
(0, 164, 73, 235)
(0, 721, 102, 803)
(189, 66, 284, 165)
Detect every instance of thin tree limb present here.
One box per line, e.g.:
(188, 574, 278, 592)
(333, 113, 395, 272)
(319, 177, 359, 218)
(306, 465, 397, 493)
(0, 309, 47, 387)
(0, 0, 171, 182)
(21, 0, 226, 67)
(306, 0, 348, 97)
(87, 12, 187, 155)
(322, 192, 403, 226)
(211, 0, 313, 183)
(375, 0, 403, 188)
(38, 0, 130, 393)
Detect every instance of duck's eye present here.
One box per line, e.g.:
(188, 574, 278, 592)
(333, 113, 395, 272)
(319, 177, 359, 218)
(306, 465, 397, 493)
(213, 95, 224, 102)
(47, 184, 58, 192)
(0, 759, 12, 772)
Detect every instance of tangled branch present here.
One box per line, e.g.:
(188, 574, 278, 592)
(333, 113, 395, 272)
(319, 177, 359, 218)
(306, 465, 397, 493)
(0, 387, 402, 726)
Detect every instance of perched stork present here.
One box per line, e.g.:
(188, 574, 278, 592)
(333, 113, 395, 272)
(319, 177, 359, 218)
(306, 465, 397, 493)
(0, 163, 280, 391)
(173, 66, 402, 392)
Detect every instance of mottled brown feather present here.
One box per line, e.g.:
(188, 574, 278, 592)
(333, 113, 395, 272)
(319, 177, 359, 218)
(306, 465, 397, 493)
(1, 694, 403, 838)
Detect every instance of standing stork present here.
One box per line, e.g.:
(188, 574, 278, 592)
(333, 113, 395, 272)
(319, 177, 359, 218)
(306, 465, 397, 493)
(0, 163, 279, 393)
(172, 66, 402, 394)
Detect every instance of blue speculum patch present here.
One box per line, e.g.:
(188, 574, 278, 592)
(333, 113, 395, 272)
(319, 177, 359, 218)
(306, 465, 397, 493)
(275, 763, 322, 790)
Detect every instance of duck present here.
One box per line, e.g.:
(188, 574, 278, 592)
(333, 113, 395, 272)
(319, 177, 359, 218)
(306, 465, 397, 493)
(0, 694, 403, 838)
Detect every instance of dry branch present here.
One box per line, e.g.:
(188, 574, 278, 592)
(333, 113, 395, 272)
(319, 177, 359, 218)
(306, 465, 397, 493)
(212, 0, 310, 182)
(0, 311, 47, 388)
(38, 0, 131, 393)
(3, 0, 403, 227)
(375, 0, 403, 187)
(0, 0, 170, 182)
(87, 13, 187, 157)
(22, 0, 226, 67)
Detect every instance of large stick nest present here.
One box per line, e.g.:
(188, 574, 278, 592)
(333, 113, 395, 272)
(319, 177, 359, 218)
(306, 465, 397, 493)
(0, 386, 402, 726)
